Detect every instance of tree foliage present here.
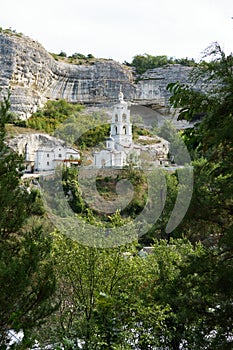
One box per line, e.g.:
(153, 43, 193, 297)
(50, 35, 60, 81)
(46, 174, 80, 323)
(0, 95, 56, 348)
(26, 99, 84, 134)
(36, 234, 187, 349)
(130, 53, 197, 75)
(163, 43, 233, 348)
(53, 109, 110, 149)
(167, 43, 233, 239)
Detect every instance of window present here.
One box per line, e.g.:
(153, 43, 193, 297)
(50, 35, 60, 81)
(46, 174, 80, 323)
(123, 126, 126, 135)
(59, 154, 62, 158)
(47, 161, 49, 166)
(115, 114, 118, 122)
(122, 113, 127, 122)
(47, 153, 50, 158)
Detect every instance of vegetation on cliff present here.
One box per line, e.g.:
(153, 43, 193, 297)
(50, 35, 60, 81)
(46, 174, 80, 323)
(126, 53, 197, 75)
(25, 99, 84, 133)
(49, 51, 106, 65)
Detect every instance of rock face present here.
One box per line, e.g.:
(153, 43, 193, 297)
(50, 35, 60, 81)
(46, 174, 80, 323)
(136, 135, 170, 164)
(135, 65, 193, 109)
(0, 32, 194, 119)
(8, 133, 65, 160)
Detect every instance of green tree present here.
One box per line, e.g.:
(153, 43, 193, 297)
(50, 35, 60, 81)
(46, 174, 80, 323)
(0, 94, 56, 348)
(70, 52, 86, 59)
(62, 166, 85, 213)
(131, 54, 171, 75)
(58, 51, 67, 57)
(36, 230, 178, 349)
(152, 236, 233, 349)
(36, 233, 133, 348)
(167, 42, 233, 239)
(26, 99, 84, 134)
(164, 43, 233, 348)
(130, 54, 197, 75)
(53, 109, 109, 148)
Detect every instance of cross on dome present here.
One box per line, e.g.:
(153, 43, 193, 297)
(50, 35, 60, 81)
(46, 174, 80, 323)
(118, 91, 124, 101)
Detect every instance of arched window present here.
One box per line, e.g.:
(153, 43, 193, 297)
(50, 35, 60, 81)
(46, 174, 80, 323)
(25, 143, 28, 160)
(122, 113, 127, 122)
(114, 125, 118, 135)
(115, 114, 118, 122)
(123, 126, 126, 135)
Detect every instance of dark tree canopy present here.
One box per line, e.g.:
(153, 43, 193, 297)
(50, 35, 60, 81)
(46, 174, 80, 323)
(129, 53, 197, 75)
(0, 94, 56, 348)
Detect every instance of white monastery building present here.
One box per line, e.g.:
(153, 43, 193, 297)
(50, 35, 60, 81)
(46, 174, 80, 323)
(94, 92, 140, 168)
(9, 133, 80, 173)
(34, 145, 80, 172)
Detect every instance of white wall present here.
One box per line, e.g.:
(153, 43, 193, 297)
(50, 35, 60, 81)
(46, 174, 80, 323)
(94, 149, 127, 168)
(35, 150, 55, 171)
(35, 147, 80, 171)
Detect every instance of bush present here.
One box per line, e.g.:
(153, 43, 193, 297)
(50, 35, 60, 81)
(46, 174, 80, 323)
(26, 100, 84, 133)
(58, 51, 67, 57)
(130, 53, 197, 75)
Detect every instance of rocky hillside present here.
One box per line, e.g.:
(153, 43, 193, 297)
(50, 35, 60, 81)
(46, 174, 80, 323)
(8, 132, 65, 158)
(0, 31, 194, 119)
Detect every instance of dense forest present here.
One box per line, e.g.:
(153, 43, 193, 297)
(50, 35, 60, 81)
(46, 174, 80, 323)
(0, 43, 233, 349)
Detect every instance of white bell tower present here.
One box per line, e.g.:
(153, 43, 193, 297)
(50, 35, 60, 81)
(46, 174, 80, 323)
(110, 91, 132, 148)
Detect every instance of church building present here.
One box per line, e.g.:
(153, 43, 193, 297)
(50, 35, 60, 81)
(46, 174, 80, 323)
(94, 92, 140, 168)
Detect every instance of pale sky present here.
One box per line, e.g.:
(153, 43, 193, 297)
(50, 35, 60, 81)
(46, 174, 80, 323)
(0, 0, 232, 63)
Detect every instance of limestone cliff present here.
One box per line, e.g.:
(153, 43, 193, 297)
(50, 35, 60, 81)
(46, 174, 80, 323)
(135, 65, 192, 109)
(0, 31, 193, 119)
(8, 133, 65, 161)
